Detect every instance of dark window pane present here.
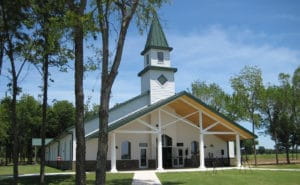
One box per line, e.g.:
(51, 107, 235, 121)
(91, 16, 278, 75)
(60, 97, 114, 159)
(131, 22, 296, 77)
(158, 74, 167, 85)
(121, 141, 131, 159)
(157, 52, 164, 62)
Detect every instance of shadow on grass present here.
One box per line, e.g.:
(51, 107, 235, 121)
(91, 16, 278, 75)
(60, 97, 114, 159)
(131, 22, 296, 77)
(0, 175, 74, 185)
(106, 178, 132, 185)
(160, 182, 185, 185)
(0, 175, 132, 185)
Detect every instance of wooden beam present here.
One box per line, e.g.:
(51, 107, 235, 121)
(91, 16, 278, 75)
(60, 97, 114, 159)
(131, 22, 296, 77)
(137, 119, 158, 131)
(180, 97, 247, 138)
(161, 109, 200, 130)
(203, 121, 219, 132)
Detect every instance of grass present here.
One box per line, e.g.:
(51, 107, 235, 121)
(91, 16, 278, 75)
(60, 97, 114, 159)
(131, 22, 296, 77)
(0, 164, 66, 176)
(243, 153, 300, 164)
(157, 170, 300, 185)
(0, 173, 133, 185)
(255, 163, 300, 169)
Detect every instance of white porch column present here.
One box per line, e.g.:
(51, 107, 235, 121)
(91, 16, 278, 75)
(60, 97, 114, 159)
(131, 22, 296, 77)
(199, 111, 205, 169)
(110, 132, 117, 172)
(157, 109, 163, 171)
(235, 134, 241, 167)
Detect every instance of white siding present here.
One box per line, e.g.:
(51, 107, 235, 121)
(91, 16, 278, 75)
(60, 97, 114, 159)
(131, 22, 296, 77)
(144, 49, 171, 68)
(87, 108, 230, 163)
(58, 134, 72, 161)
(141, 72, 150, 93)
(149, 70, 175, 104)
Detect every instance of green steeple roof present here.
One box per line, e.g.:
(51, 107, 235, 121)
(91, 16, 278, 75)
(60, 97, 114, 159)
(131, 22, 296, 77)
(141, 16, 173, 55)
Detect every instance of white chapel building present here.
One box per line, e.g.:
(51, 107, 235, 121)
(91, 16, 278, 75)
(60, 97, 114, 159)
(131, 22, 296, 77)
(45, 16, 254, 171)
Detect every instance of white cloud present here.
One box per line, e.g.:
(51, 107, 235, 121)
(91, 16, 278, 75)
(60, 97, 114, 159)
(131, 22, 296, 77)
(1, 26, 299, 109)
(166, 26, 300, 92)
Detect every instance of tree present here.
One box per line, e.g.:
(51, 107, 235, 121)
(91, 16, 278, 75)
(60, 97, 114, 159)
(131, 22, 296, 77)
(260, 85, 282, 164)
(47, 100, 75, 136)
(93, 1, 167, 184)
(291, 67, 300, 159)
(0, 1, 30, 183)
(191, 81, 228, 112)
(191, 80, 240, 121)
(258, 146, 266, 154)
(17, 95, 41, 163)
(65, 0, 89, 184)
(0, 97, 11, 165)
(230, 66, 264, 165)
(29, 1, 69, 183)
(85, 104, 100, 120)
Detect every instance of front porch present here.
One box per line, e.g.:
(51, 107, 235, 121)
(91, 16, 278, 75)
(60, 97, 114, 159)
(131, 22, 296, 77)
(85, 94, 252, 172)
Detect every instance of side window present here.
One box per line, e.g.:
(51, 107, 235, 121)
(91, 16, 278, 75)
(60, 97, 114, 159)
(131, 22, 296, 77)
(146, 54, 150, 65)
(191, 141, 199, 155)
(157, 52, 164, 63)
(121, 141, 131, 159)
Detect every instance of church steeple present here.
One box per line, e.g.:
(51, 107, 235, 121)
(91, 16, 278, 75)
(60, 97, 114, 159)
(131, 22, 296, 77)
(139, 15, 177, 104)
(141, 15, 173, 55)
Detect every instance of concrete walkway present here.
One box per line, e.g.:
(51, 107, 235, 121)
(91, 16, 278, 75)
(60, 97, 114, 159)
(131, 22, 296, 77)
(132, 170, 161, 185)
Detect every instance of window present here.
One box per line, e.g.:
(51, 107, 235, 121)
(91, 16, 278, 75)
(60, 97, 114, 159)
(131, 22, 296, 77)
(157, 74, 167, 85)
(177, 143, 184, 147)
(121, 141, 131, 159)
(191, 141, 199, 155)
(139, 143, 148, 147)
(146, 54, 150, 65)
(157, 52, 164, 63)
(162, 134, 172, 147)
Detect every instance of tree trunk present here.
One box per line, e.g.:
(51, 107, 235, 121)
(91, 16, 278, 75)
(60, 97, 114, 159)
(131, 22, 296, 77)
(74, 16, 86, 185)
(291, 145, 294, 161)
(5, 141, 10, 166)
(27, 138, 33, 164)
(252, 122, 257, 165)
(296, 145, 298, 160)
(8, 40, 19, 185)
(94, 2, 139, 184)
(96, 90, 110, 185)
(285, 146, 290, 164)
(40, 52, 49, 185)
(275, 139, 279, 165)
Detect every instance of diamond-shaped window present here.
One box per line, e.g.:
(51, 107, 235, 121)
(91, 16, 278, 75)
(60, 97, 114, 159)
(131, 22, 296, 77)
(158, 74, 167, 85)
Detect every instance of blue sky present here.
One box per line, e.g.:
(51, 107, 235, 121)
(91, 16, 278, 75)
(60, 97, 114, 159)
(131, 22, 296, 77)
(1, 0, 300, 149)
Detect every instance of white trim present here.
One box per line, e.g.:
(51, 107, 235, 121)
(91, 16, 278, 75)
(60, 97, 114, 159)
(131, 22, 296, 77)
(110, 132, 117, 172)
(203, 131, 236, 135)
(137, 119, 158, 131)
(236, 134, 241, 167)
(115, 130, 158, 134)
(203, 121, 219, 132)
(139, 146, 148, 168)
(157, 109, 163, 171)
(199, 111, 205, 169)
(180, 98, 246, 139)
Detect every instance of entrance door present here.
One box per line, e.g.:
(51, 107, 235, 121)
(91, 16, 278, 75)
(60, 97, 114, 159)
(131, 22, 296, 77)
(163, 147, 172, 168)
(139, 148, 147, 168)
(178, 148, 184, 167)
(173, 148, 184, 168)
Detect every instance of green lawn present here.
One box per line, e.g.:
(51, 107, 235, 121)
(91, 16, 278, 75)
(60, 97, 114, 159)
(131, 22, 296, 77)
(157, 170, 300, 185)
(0, 164, 65, 176)
(255, 163, 300, 169)
(0, 173, 133, 185)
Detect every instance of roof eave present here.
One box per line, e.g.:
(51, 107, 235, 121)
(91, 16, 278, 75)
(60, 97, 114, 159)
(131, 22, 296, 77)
(140, 46, 173, 55)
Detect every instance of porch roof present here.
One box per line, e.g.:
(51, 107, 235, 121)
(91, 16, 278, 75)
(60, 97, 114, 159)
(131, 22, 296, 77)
(86, 91, 256, 140)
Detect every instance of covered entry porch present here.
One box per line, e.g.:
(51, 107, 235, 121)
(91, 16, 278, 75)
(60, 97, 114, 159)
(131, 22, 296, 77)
(86, 92, 254, 172)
